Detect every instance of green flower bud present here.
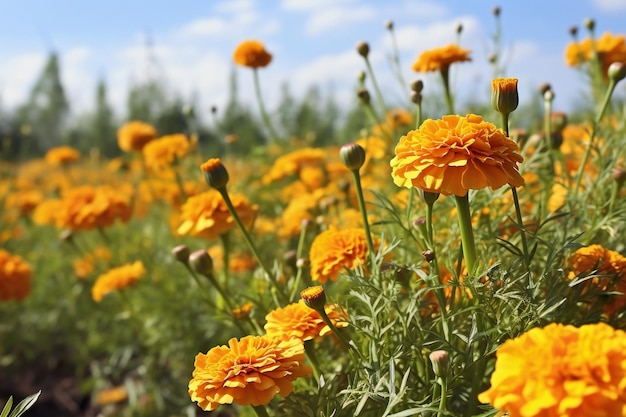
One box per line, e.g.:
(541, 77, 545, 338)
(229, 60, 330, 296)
(491, 78, 519, 115)
(340, 143, 366, 171)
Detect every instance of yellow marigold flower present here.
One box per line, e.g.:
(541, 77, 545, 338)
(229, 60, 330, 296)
(565, 32, 626, 77)
(4, 189, 44, 215)
(231, 302, 254, 320)
(262, 148, 326, 185)
(412, 44, 471, 73)
(264, 300, 348, 342)
(233, 40, 273, 69)
(117, 121, 157, 152)
(142, 134, 192, 171)
(567, 244, 626, 317)
(96, 386, 128, 405)
(479, 322, 626, 417)
(92, 261, 145, 302)
(390, 114, 524, 196)
(309, 227, 372, 283)
(189, 335, 311, 411)
(53, 185, 133, 231)
(300, 285, 326, 311)
(44, 146, 81, 166)
(73, 246, 112, 279)
(177, 190, 258, 240)
(0, 249, 32, 301)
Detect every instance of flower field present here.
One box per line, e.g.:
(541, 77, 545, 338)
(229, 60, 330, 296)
(2, 8, 626, 417)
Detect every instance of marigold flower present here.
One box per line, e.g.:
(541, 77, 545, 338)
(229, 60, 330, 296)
(565, 32, 626, 77)
(309, 227, 373, 283)
(0, 249, 32, 301)
(96, 386, 128, 405)
(142, 134, 192, 171)
(479, 322, 626, 416)
(188, 335, 311, 411)
(300, 285, 326, 311)
(390, 114, 524, 196)
(200, 158, 229, 189)
(412, 44, 471, 73)
(176, 190, 258, 241)
(567, 244, 626, 317)
(117, 121, 157, 152)
(92, 261, 145, 302)
(231, 302, 254, 320)
(264, 300, 348, 342)
(262, 148, 327, 185)
(53, 185, 132, 231)
(233, 40, 273, 69)
(44, 146, 81, 166)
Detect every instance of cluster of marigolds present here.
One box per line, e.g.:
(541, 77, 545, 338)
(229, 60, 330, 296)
(3, 13, 626, 417)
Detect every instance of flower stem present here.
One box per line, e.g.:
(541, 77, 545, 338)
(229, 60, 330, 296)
(573, 78, 617, 197)
(436, 375, 448, 417)
(217, 187, 289, 304)
(252, 404, 270, 417)
(440, 69, 455, 114)
(426, 201, 450, 342)
(364, 57, 387, 118)
(454, 194, 477, 275)
(253, 68, 280, 144)
(350, 170, 377, 267)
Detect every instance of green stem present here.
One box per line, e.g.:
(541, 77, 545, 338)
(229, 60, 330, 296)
(220, 232, 231, 307)
(573, 78, 617, 197)
(426, 201, 450, 342)
(511, 187, 531, 272)
(436, 376, 448, 417)
(252, 404, 270, 417)
(608, 180, 620, 218)
(318, 308, 365, 362)
(173, 168, 188, 203)
(388, 27, 408, 95)
(217, 187, 289, 304)
(364, 57, 387, 119)
(289, 223, 309, 301)
(183, 263, 218, 310)
(253, 68, 280, 144)
(440, 69, 454, 114)
(304, 341, 322, 384)
(454, 194, 477, 275)
(351, 170, 377, 267)
(414, 101, 422, 130)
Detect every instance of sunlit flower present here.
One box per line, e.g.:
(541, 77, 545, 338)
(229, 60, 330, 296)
(177, 190, 258, 240)
(233, 40, 273, 69)
(189, 335, 311, 411)
(142, 134, 192, 171)
(0, 249, 32, 301)
(117, 121, 157, 152)
(96, 386, 128, 405)
(44, 146, 81, 166)
(262, 148, 327, 184)
(412, 44, 471, 73)
(565, 32, 626, 77)
(264, 301, 348, 342)
(3, 189, 44, 215)
(231, 302, 254, 320)
(73, 247, 112, 279)
(309, 227, 373, 283)
(53, 185, 133, 231)
(92, 261, 145, 302)
(567, 244, 626, 317)
(391, 114, 524, 196)
(479, 322, 626, 416)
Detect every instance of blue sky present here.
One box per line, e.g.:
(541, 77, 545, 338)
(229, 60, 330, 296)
(1, 0, 626, 119)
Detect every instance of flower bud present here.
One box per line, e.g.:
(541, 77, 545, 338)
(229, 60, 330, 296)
(357, 88, 371, 104)
(172, 245, 190, 264)
(200, 158, 229, 189)
(357, 70, 367, 84)
(550, 112, 568, 132)
(210, 105, 218, 114)
(429, 350, 449, 378)
(613, 168, 626, 187)
(59, 229, 74, 243)
(385, 20, 394, 30)
(356, 41, 370, 58)
(584, 18, 595, 32)
(491, 78, 519, 115)
(340, 143, 366, 171)
(538, 83, 552, 95)
(182, 104, 195, 118)
(456, 23, 463, 35)
(418, 190, 440, 205)
(189, 249, 214, 277)
(569, 25, 578, 38)
(492, 6, 501, 17)
(410, 79, 424, 93)
(422, 250, 435, 263)
(301, 285, 327, 311)
(296, 257, 310, 269)
(410, 91, 422, 104)
(413, 217, 426, 228)
(544, 89, 555, 102)
(608, 62, 626, 83)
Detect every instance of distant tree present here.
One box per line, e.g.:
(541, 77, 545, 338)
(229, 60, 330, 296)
(18, 51, 70, 153)
(91, 79, 117, 155)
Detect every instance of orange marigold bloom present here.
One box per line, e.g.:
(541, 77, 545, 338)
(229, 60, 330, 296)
(53, 185, 133, 231)
(92, 261, 145, 302)
(117, 121, 157, 152)
(262, 148, 327, 185)
(44, 146, 81, 166)
(142, 134, 192, 171)
(309, 227, 372, 283)
(0, 249, 32, 301)
(479, 322, 626, 417)
(264, 301, 348, 342)
(567, 244, 626, 317)
(412, 44, 471, 73)
(390, 114, 524, 196)
(96, 386, 128, 405)
(233, 40, 273, 69)
(231, 302, 254, 320)
(565, 32, 626, 77)
(177, 190, 258, 240)
(189, 335, 311, 411)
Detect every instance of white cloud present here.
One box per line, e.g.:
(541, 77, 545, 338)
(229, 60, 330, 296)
(176, 18, 228, 39)
(0, 53, 46, 108)
(306, 5, 376, 35)
(215, 0, 255, 14)
(593, 0, 626, 11)
(281, 0, 357, 12)
(393, 16, 480, 53)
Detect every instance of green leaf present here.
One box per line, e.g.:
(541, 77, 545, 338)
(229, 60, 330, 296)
(8, 391, 40, 417)
(1, 397, 13, 417)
